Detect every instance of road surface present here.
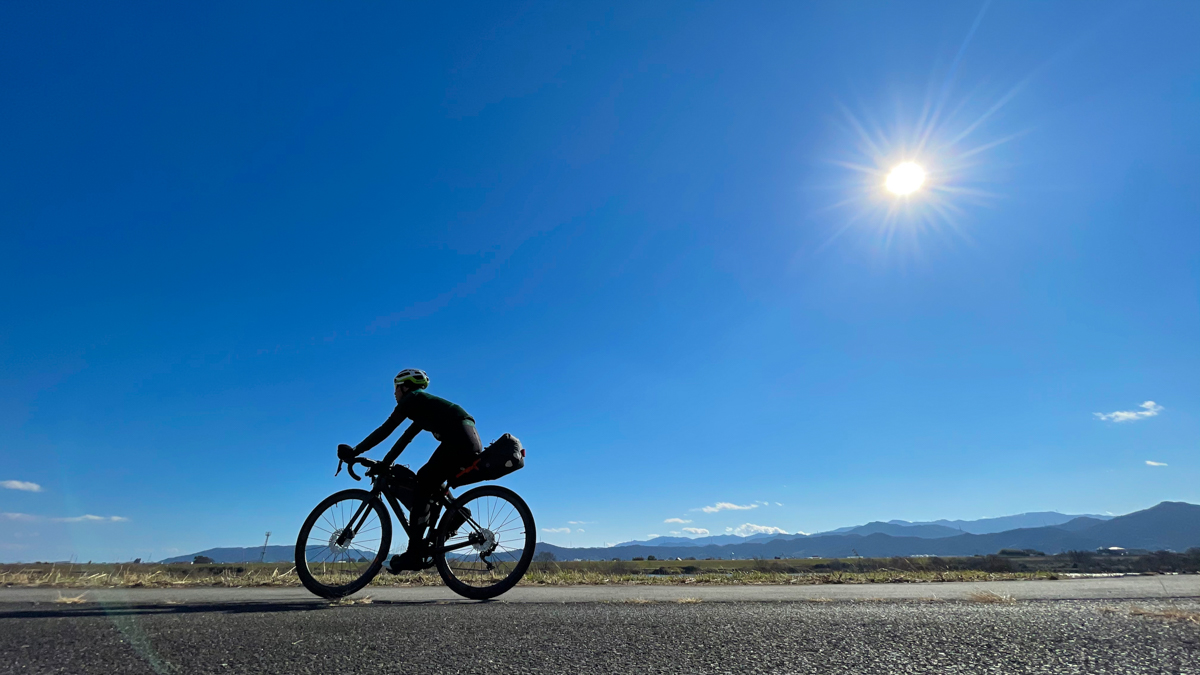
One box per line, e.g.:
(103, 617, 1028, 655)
(2, 576, 1198, 674)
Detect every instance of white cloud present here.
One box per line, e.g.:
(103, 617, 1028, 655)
(1094, 401, 1163, 423)
(55, 515, 129, 523)
(682, 527, 710, 536)
(2, 513, 127, 523)
(775, 502, 784, 507)
(1, 512, 38, 522)
(699, 502, 759, 514)
(576, 529, 585, 533)
(669, 530, 680, 535)
(1, 480, 42, 492)
(646, 534, 661, 539)
(664, 518, 692, 524)
(1145, 461, 1168, 467)
(733, 523, 789, 537)
(725, 527, 733, 532)
(542, 527, 570, 534)
(567, 521, 592, 525)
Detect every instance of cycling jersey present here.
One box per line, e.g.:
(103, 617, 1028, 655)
(355, 390, 474, 454)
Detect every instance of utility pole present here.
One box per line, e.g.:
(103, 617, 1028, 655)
(260, 532, 271, 563)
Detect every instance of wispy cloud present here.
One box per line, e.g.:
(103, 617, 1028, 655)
(682, 527, 710, 536)
(1145, 461, 1168, 467)
(1, 480, 42, 492)
(1094, 401, 1163, 423)
(576, 529, 585, 533)
(775, 502, 784, 507)
(1, 512, 38, 522)
(698, 502, 759, 514)
(646, 534, 661, 539)
(567, 521, 592, 525)
(664, 518, 692, 524)
(542, 527, 570, 534)
(2, 513, 128, 523)
(732, 523, 789, 537)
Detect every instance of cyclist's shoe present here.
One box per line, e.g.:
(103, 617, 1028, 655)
(388, 542, 435, 573)
(443, 506, 472, 537)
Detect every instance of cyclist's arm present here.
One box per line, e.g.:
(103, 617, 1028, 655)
(379, 423, 422, 468)
(353, 406, 405, 456)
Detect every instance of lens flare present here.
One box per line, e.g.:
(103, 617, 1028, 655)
(885, 163, 926, 195)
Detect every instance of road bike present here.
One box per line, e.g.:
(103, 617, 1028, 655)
(294, 456, 535, 600)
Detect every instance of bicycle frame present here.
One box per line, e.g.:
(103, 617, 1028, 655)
(335, 469, 485, 558)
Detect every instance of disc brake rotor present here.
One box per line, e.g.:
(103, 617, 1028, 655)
(470, 528, 497, 555)
(328, 528, 352, 555)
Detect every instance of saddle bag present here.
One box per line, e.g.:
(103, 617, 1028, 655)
(449, 433, 525, 488)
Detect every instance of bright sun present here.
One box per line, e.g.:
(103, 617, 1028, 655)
(885, 162, 926, 196)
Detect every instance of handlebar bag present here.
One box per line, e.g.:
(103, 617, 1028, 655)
(449, 433, 525, 488)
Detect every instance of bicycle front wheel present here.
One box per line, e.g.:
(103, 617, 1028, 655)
(295, 489, 392, 598)
(433, 485, 535, 600)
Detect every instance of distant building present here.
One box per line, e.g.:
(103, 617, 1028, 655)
(1095, 546, 1151, 556)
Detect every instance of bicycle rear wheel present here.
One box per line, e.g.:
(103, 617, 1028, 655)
(433, 485, 535, 600)
(295, 489, 391, 598)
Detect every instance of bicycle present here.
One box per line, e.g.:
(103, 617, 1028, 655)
(294, 455, 536, 600)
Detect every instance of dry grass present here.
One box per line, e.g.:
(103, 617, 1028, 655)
(1129, 606, 1200, 625)
(967, 590, 1015, 603)
(0, 563, 1061, 590)
(676, 597, 702, 604)
(53, 593, 87, 604)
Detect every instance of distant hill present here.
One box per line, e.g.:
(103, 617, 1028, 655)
(616, 532, 790, 547)
(842, 522, 963, 539)
(887, 511, 1113, 535)
(161, 502, 1196, 565)
(1081, 501, 1200, 550)
(162, 546, 294, 564)
(818, 511, 1111, 536)
(1055, 516, 1107, 532)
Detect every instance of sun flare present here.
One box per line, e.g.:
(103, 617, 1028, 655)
(885, 162, 926, 195)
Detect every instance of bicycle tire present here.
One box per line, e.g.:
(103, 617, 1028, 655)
(295, 489, 392, 598)
(433, 484, 536, 600)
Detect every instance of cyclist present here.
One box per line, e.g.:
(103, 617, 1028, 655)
(338, 368, 482, 572)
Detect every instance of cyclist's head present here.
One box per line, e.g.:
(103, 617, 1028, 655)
(394, 368, 430, 397)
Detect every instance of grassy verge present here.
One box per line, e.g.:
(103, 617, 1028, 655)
(0, 562, 1065, 589)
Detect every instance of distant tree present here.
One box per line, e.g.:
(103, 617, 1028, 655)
(632, 557, 645, 561)
(193, 556, 215, 565)
(132, 558, 142, 564)
(534, 551, 557, 563)
(646, 555, 657, 561)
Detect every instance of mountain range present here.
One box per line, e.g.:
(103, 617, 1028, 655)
(161, 502, 1197, 564)
(537, 502, 1197, 562)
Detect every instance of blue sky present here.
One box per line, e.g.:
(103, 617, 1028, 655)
(2, 2, 1197, 562)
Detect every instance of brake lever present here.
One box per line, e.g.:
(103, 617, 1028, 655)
(347, 460, 361, 481)
(335, 459, 344, 477)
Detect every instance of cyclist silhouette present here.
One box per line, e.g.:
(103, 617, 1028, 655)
(338, 368, 482, 572)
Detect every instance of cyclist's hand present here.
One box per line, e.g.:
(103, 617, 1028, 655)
(337, 443, 357, 462)
(365, 463, 384, 478)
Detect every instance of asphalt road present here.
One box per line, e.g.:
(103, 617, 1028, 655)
(3, 578, 1198, 674)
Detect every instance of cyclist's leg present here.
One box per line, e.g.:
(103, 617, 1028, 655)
(413, 422, 482, 535)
